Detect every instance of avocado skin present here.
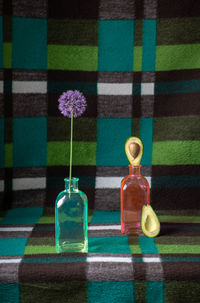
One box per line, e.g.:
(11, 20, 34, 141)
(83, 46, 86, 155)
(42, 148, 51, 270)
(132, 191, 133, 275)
(141, 205, 160, 238)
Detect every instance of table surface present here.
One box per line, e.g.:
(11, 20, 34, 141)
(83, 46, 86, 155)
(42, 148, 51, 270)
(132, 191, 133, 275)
(0, 209, 200, 303)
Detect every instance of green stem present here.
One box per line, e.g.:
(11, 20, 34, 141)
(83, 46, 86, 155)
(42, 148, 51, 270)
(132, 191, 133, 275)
(69, 111, 73, 196)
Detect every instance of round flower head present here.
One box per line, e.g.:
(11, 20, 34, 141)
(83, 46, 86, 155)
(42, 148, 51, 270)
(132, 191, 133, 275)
(58, 90, 87, 118)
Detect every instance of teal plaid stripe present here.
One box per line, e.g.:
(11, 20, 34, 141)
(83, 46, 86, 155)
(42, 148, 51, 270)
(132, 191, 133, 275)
(98, 20, 134, 72)
(88, 282, 134, 303)
(0, 284, 20, 303)
(142, 20, 157, 72)
(12, 17, 47, 69)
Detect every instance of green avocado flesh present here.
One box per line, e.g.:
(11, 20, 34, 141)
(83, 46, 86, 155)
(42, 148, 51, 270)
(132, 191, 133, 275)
(141, 205, 160, 237)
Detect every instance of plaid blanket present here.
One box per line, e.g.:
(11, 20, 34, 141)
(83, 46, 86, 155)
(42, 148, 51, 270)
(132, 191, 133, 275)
(0, 0, 200, 302)
(0, 210, 200, 302)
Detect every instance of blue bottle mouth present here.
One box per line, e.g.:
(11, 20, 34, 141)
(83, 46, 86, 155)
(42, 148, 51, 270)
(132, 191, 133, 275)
(64, 178, 79, 192)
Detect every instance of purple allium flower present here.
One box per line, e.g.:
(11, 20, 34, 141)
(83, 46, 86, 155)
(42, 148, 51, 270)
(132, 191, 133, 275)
(58, 90, 87, 118)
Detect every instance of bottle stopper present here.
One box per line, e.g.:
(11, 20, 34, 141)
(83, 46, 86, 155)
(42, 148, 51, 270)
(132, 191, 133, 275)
(125, 137, 143, 165)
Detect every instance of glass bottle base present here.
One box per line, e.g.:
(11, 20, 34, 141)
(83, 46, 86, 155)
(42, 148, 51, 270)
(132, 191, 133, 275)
(56, 240, 88, 253)
(121, 223, 144, 236)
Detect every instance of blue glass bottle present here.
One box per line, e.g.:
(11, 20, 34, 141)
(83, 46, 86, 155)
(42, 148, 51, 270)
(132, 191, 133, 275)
(55, 178, 88, 253)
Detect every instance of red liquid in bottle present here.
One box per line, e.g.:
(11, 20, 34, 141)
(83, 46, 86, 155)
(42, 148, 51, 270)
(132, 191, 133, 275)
(120, 165, 150, 235)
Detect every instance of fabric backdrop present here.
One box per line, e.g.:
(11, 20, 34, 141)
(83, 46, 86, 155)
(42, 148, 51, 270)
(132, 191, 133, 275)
(0, 0, 200, 302)
(1, 0, 200, 216)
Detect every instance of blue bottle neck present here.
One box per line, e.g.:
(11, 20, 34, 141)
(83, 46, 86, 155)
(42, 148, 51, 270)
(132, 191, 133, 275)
(64, 178, 79, 192)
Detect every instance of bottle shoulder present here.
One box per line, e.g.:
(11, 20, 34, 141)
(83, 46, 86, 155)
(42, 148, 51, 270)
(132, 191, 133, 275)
(121, 175, 149, 188)
(55, 190, 66, 201)
(78, 190, 88, 203)
(55, 189, 88, 206)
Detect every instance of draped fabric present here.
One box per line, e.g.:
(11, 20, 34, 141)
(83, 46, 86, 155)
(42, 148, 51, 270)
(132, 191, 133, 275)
(0, 1, 200, 302)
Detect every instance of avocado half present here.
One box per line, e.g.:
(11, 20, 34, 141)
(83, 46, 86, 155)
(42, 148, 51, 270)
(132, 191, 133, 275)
(141, 205, 160, 237)
(124, 137, 143, 165)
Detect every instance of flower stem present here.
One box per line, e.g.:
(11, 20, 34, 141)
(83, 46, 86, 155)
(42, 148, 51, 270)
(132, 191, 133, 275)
(69, 111, 73, 196)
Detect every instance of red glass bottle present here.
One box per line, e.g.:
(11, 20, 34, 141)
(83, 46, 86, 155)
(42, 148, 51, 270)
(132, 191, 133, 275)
(120, 164, 150, 235)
